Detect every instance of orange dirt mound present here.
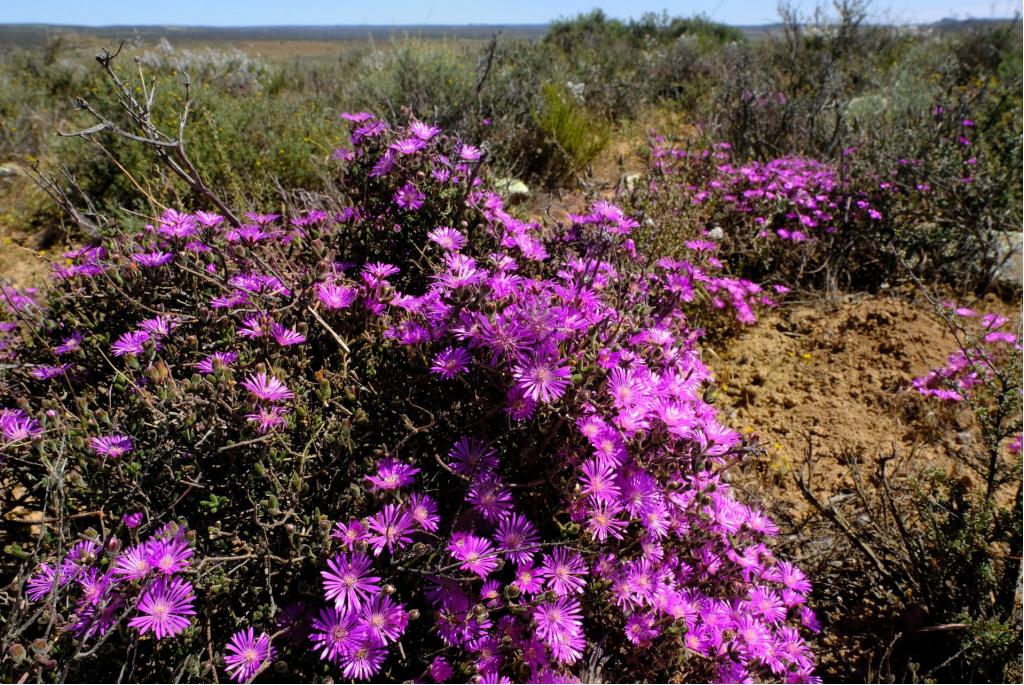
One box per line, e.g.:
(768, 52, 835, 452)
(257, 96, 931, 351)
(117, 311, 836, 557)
(711, 292, 1007, 514)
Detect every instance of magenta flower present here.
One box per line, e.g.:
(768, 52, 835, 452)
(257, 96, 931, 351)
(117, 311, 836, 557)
(309, 606, 366, 664)
(0, 409, 42, 443)
(513, 563, 544, 596)
(26, 563, 62, 601)
(586, 500, 627, 541)
(113, 544, 153, 580)
(495, 513, 540, 565)
(427, 226, 467, 251)
(139, 315, 177, 339)
(157, 209, 197, 237)
(245, 406, 290, 434)
(364, 458, 420, 491)
(450, 534, 499, 578)
(359, 593, 408, 643)
(409, 120, 442, 141)
(54, 332, 84, 355)
(195, 351, 238, 374)
(111, 331, 150, 357)
(406, 493, 440, 532)
(364, 504, 415, 556)
(430, 656, 454, 682)
(271, 323, 306, 346)
(31, 364, 71, 380)
(146, 536, 194, 575)
(340, 111, 375, 123)
(331, 519, 368, 549)
(322, 552, 381, 611)
(467, 476, 514, 523)
(447, 436, 499, 476)
(538, 547, 588, 596)
(390, 137, 428, 155)
(90, 434, 134, 458)
(459, 144, 482, 161)
(533, 595, 584, 645)
(341, 638, 387, 680)
(361, 262, 400, 286)
(224, 628, 275, 682)
(122, 511, 144, 529)
(131, 250, 174, 268)
(579, 458, 622, 503)
(238, 313, 273, 339)
(394, 182, 425, 211)
(316, 282, 357, 310)
(513, 357, 572, 403)
(128, 577, 196, 639)
(194, 210, 224, 227)
(624, 612, 660, 646)
(242, 372, 294, 403)
(430, 346, 472, 379)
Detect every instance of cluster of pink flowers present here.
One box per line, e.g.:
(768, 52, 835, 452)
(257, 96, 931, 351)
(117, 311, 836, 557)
(25, 521, 195, 641)
(913, 304, 1021, 403)
(2, 113, 820, 682)
(648, 138, 882, 243)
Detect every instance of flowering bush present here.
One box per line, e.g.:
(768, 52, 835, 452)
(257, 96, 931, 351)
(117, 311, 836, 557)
(1, 115, 818, 683)
(630, 135, 883, 290)
(913, 301, 1022, 499)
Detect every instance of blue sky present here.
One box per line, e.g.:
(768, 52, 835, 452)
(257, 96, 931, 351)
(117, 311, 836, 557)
(0, 0, 1017, 27)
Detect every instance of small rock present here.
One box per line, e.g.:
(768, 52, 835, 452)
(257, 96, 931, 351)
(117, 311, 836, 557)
(492, 177, 530, 204)
(622, 172, 642, 193)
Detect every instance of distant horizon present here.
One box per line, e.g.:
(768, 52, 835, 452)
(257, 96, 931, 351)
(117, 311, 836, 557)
(0, 0, 1019, 29)
(1, 16, 1018, 29)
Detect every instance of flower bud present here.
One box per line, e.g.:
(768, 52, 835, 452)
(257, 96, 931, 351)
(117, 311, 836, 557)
(8, 643, 26, 663)
(382, 584, 396, 595)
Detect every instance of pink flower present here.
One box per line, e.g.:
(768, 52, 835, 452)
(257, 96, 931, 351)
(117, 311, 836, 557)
(538, 547, 587, 596)
(364, 458, 420, 491)
(223, 628, 275, 683)
(513, 357, 572, 403)
(322, 552, 381, 611)
(449, 534, 499, 578)
(90, 435, 133, 458)
(127, 577, 196, 639)
(242, 372, 294, 403)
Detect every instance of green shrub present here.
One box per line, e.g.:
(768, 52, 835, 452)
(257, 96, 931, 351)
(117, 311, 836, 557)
(534, 83, 609, 181)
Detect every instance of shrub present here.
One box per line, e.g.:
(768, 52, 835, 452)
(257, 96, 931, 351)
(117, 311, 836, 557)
(789, 301, 1021, 681)
(1, 115, 819, 683)
(534, 83, 609, 182)
(628, 135, 883, 290)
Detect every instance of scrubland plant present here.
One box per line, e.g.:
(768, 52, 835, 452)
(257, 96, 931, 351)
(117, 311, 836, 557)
(631, 88, 1019, 294)
(0, 108, 820, 683)
(788, 297, 1021, 682)
(628, 134, 883, 290)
